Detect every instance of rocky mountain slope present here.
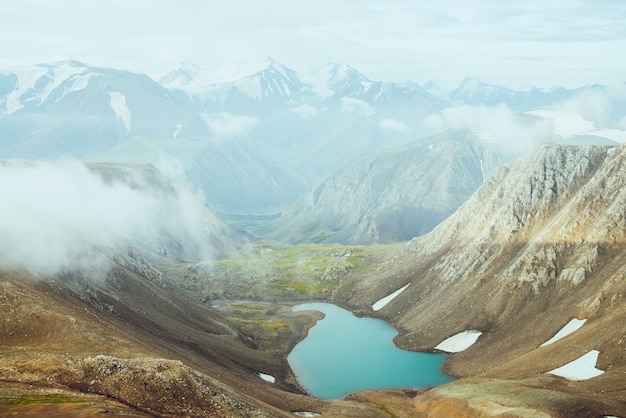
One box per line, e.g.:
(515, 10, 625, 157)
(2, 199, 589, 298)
(267, 129, 520, 244)
(342, 142, 626, 416)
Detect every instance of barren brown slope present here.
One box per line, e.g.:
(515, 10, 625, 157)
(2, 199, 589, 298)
(0, 264, 385, 417)
(0, 160, 387, 417)
(342, 143, 626, 416)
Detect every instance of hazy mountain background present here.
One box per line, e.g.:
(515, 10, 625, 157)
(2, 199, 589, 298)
(1, 58, 625, 244)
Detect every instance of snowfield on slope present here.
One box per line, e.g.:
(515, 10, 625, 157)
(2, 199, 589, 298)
(547, 350, 604, 380)
(257, 373, 276, 384)
(109, 91, 131, 135)
(540, 318, 587, 347)
(435, 330, 483, 353)
(372, 284, 410, 311)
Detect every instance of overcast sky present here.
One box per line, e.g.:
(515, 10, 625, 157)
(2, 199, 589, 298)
(1, 0, 624, 88)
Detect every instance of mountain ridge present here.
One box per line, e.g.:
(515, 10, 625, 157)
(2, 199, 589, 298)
(1, 59, 624, 219)
(267, 129, 521, 244)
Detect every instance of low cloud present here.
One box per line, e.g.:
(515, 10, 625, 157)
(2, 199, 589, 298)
(341, 97, 375, 115)
(291, 104, 320, 118)
(204, 112, 258, 137)
(379, 118, 407, 132)
(0, 160, 227, 274)
(556, 84, 626, 128)
(427, 105, 554, 152)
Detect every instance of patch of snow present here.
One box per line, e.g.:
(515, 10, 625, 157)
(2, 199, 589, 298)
(547, 350, 604, 381)
(108, 91, 131, 135)
(6, 63, 87, 112)
(5, 66, 49, 113)
(280, 80, 291, 97)
(435, 330, 482, 353)
(66, 74, 92, 95)
(173, 124, 183, 139)
(258, 373, 276, 384)
(540, 318, 587, 347)
(372, 284, 409, 311)
(427, 144, 434, 150)
(36, 63, 86, 105)
(294, 412, 320, 417)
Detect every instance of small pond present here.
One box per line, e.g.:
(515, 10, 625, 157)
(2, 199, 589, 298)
(287, 303, 454, 399)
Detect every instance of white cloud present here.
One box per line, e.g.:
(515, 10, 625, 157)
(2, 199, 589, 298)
(341, 97, 375, 115)
(291, 104, 320, 118)
(556, 84, 626, 126)
(422, 113, 445, 130)
(379, 118, 407, 132)
(436, 105, 553, 151)
(0, 160, 224, 274)
(0, 1, 624, 87)
(203, 112, 258, 137)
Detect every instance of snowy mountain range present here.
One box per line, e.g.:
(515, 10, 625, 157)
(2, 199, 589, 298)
(439, 76, 600, 111)
(1, 58, 624, 218)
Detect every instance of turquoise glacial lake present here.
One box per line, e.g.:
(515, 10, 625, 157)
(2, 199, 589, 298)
(287, 303, 454, 400)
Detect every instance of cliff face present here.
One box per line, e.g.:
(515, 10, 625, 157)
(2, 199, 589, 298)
(269, 130, 519, 244)
(345, 142, 626, 415)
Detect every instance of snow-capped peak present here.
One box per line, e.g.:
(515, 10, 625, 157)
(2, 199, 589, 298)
(255, 57, 300, 82)
(229, 58, 303, 100)
(48, 59, 88, 69)
(327, 63, 370, 84)
(458, 76, 483, 92)
(213, 57, 293, 83)
(2, 61, 88, 113)
(159, 61, 201, 86)
(302, 63, 372, 98)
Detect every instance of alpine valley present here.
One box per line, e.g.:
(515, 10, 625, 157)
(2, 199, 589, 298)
(1, 59, 625, 417)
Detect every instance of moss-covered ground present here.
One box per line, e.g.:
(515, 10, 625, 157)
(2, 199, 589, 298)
(0, 394, 85, 406)
(222, 302, 293, 349)
(173, 241, 397, 302)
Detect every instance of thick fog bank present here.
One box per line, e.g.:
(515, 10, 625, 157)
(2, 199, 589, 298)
(0, 160, 230, 274)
